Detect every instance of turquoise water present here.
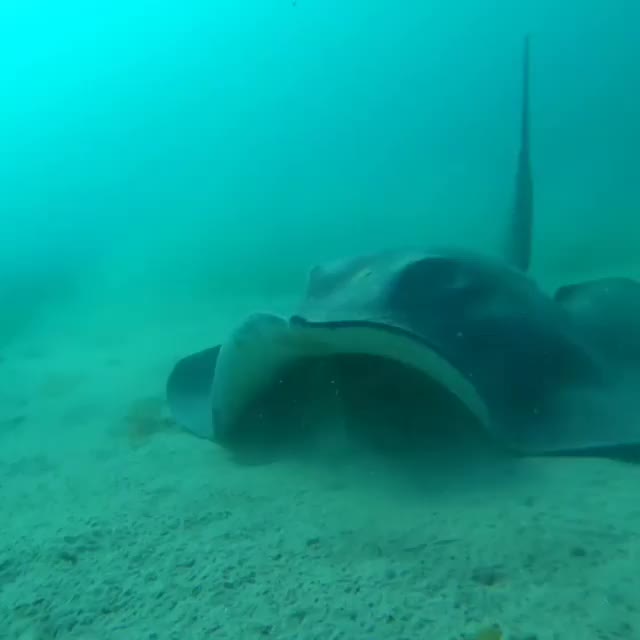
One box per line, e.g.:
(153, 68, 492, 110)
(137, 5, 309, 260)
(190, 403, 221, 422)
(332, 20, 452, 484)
(1, 1, 638, 304)
(1, 2, 640, 638)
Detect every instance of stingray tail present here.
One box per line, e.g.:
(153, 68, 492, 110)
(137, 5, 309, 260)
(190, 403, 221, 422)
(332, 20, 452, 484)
(505, 35, 534, 272)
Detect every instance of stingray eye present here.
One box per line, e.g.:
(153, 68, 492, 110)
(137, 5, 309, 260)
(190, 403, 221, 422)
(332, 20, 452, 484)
(554, 284, 577, 303)
(351, 268, 373, 282)
(306, 265, 329, 298)
(309, 265, 324, 281)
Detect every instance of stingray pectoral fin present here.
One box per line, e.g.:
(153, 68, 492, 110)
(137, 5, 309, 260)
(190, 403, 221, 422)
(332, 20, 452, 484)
(166, 345, 221, 440)
(165, 315, 334, 448)
(509, 371, 640, 456)
(554, 277, 640, 364)
(210, 312, 493, 449)
(288, 317, 493, 430)
(210, 312, 335, 445)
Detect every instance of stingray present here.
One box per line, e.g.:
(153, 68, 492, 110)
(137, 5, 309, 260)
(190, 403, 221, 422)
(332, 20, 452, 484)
(167, 36, 640, 458)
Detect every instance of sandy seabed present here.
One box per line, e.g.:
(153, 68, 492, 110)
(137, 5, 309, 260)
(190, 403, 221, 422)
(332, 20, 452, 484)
(1, 295, 639, 640)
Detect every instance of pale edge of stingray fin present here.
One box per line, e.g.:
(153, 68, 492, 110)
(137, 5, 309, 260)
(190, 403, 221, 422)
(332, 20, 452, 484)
(505, 34, 534, 272)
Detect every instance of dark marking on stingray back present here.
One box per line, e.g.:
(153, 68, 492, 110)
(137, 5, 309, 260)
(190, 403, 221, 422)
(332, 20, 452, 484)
(385, 255, 603, 429)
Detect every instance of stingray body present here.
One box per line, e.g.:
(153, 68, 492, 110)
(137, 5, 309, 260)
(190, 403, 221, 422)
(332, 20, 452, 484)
(166, 36, 640, 458)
